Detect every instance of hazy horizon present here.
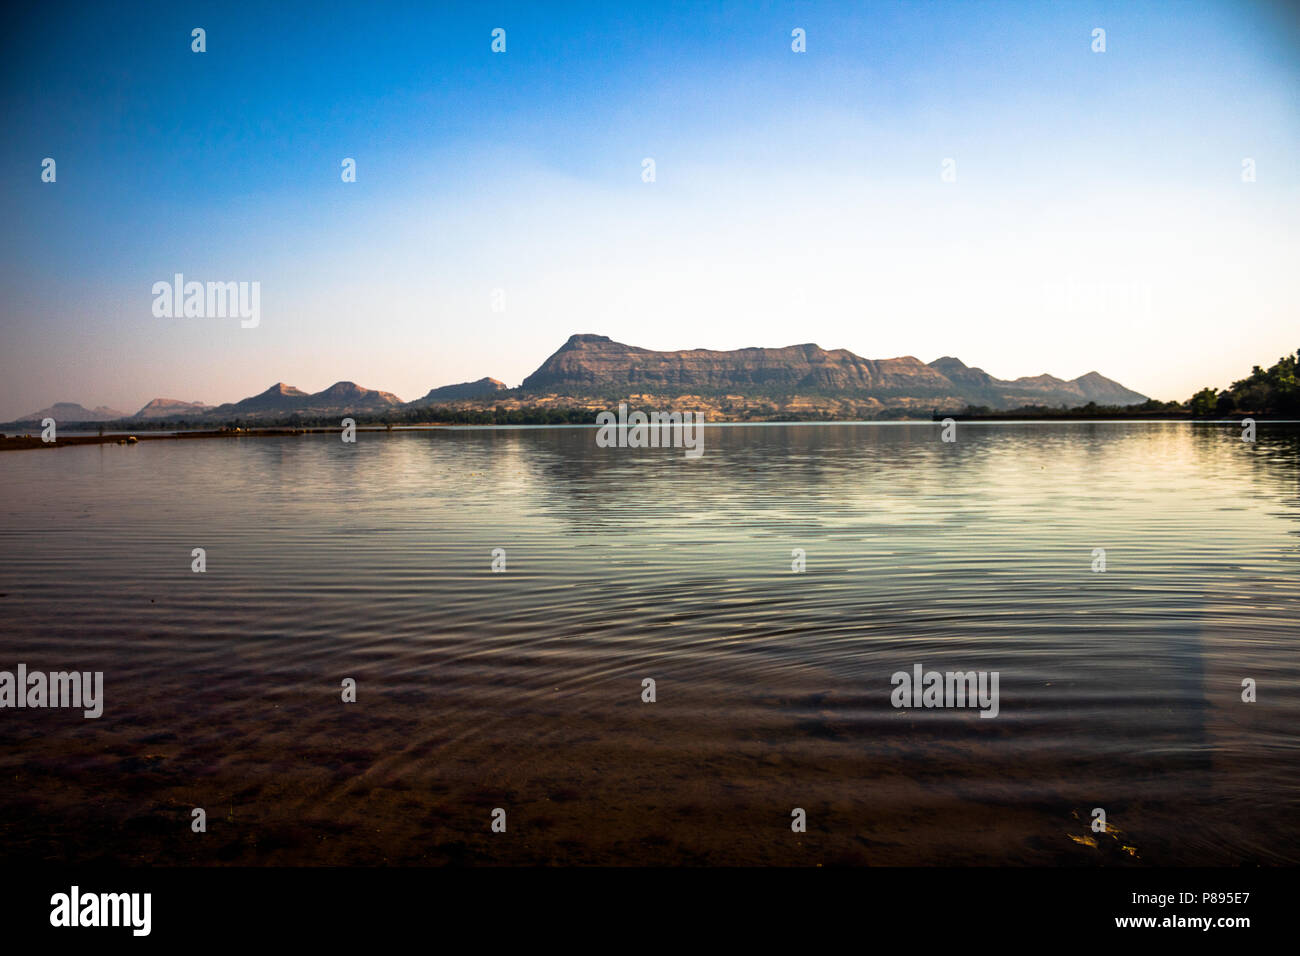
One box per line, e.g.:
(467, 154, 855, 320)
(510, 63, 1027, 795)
(3, 0, 1298, 419)
(4, 332, 1171, 419)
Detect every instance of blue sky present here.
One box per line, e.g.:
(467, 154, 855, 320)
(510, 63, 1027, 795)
(2, 0, 1298, 417)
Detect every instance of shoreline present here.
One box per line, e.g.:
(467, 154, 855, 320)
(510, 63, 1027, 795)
(4, 416, 1295, 452)
(0, 427, 330, 452)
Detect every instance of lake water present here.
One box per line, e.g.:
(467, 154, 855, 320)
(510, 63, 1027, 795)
(1, 421, 1297, 865)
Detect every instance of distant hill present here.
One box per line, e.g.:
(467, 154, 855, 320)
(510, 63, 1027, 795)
(520, 334, 1147, 409)
(205, 382, 403, 419)
(301, 381, 404, 413)
(135, 398, 214, 419)
(14, 402, 128, 423)
(409, 377, 509, 403)
(927, 356, 1147, 407)
(206, 383, 309, 418)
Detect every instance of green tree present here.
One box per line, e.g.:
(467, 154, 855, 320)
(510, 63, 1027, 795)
(1189, 387, 1218, 416)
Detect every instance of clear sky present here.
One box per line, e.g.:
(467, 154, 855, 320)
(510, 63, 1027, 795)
(1, 0, 1297, 418)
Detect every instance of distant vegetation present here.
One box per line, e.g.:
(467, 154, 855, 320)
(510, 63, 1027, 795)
(296, 405, 595, 427)
(86, 405, 599, 431)
(941, 398, 1186, 420)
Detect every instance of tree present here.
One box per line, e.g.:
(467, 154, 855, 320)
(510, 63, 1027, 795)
(1189, 387, 1218, 417)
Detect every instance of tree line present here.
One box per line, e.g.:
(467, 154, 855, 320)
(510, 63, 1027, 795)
(1188, 348, 1299, 417)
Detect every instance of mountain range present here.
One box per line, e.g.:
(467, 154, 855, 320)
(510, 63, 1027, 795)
(7, 335, 1146, 424)
(14, 401, 132, 423)
(525, 335, 1146, 406)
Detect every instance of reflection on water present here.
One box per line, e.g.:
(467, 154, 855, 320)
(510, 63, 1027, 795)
(0, 421, 1297, 864)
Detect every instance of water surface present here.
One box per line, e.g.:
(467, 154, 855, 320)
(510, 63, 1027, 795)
(1, 422, 1297, 864)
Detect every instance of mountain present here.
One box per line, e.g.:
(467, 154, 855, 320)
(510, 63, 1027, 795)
(521, 334, 1146, 409)
(924, 356, 1146, 407)
(522, 334, 955, 394)
(206, 382, 403, 420)
(211, 382, 309, 417)
(409, 377, 509, 404)
(1072, 371, 1150, 405)
(15, 402, 128, 423)
(134, 398, 214, 419)
(301, 381, 403, 412)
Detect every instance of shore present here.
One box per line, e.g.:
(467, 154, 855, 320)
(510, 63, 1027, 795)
(0, 428, 336, 452)
(5, 416, 1287, 453)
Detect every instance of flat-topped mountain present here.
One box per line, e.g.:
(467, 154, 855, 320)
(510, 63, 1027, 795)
(521, 334, 952, 395)
(135, 398, 214, 418)
(520, 334, 1146, 408)
(15, 401, 128, 423)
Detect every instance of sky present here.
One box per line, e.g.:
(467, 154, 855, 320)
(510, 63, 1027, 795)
(1, 0, 1298, 419)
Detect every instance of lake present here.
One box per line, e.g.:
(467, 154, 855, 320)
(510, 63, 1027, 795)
(1, 421, 1297, 865)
